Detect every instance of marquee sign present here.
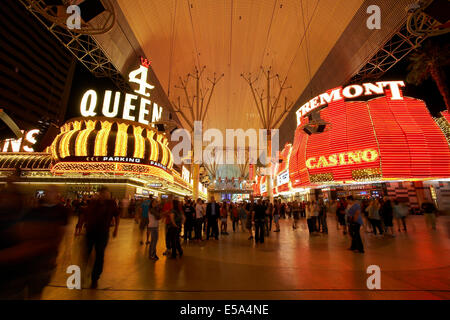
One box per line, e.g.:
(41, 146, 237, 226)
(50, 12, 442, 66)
(289, 84, 450, 187)
(1, 129, 39, 153)
(80, 58, 163, 126)
(295, 81, 405, 126)
(277, 170, 289, 186)
(305, 149, 379, 169)
(61, 156, 168, 171)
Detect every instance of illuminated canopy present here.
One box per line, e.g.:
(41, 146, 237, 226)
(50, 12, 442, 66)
(289, 90, 450, 187)
(50, 117, 174, 179)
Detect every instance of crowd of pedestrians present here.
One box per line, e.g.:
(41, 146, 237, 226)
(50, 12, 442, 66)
(0, 179, 442, 298)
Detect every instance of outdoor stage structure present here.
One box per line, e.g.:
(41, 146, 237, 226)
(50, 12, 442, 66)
(253, 81, 450, 212)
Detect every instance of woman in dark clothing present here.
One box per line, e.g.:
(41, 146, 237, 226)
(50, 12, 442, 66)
(381, 196, 394, 236)
(169, 199, 184, 258)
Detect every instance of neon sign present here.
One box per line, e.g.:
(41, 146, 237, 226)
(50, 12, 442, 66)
(305, 149, 379, 169)
(1, 129, 39, 152)
(296, 81, 405, 126)
(80, 58, 163, 125)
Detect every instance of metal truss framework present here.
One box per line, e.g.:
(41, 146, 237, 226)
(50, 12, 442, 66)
(348, 24, 428, 84)
(19, 0, 130, 92)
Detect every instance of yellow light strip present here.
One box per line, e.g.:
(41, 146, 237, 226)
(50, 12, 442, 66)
(75, 120, 96, 156)
(147, 130, 159, 162)
(59, 121, 81, 158)
(94, 121, 112, 156)
(114, 123, 129, 157)
(133, 126, 145, 158)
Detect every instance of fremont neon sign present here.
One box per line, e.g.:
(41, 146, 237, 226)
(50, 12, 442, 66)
(305, 148, 379, 169)
(296, 81, 405, 126)
(80, 58, 163, 126)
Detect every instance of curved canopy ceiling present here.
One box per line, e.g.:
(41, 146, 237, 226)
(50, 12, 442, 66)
(117, 0, 364, 133)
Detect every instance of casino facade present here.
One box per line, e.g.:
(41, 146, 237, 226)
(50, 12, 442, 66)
(254, 82, 450, 212)
(0, 116, 202, 200)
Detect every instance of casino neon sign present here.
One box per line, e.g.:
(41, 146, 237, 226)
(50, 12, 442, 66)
(80, 57, 163, 126)
(296, 81, 405, 126)
(305, 148, 379, 169)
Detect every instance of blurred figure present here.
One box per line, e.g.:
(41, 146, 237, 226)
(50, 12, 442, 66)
(238, 203, 247, 232)
(346, 196, 364, 253)
(0, 184, 68, 299)
(245, 199, 254, 239)
(148, 198, 161, 260)
(368, 199, 383, 236)
(381, 196, 395, 236)
(253, 198, 265, 244)
(220, 201, 229, 235)
(183, 198, 194, 241)
(194, 198, 205, 241)
(393, 199, 408, 232)
(318, 199, 328, 234)
(273, 201, 280, 232)
(139, 195, 152, 245)
(84, 187, 119, 289)
(421, 200, 438, 230)
(168, 199, 184, 259)
(292, 201, 299, 229)
(162, 194, 174, 256)
(231, 203, 239, 232)
(206, 196, 219, 240)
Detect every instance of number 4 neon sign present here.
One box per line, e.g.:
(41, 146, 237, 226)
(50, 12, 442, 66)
(128, 57, 155, 97)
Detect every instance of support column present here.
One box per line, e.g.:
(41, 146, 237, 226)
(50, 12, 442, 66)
(266, 130, 273, 203)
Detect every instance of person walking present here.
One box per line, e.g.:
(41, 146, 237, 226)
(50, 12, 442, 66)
(346, 196, 364, 253)
(381, 196, 395, 236)
(148, 198, 161, 260)
(162, 195, 173, 256)
(311, 200, 319, 232)
(220, 201, 229, 235)
(231, 203, 239, 232)
(265, 202, 273, 236)
(318, 199, 328, 234)
(273, 201, 280, 232)
(238, 203, 247, 232)
(245, 200, 254, 239)
(253, 199, 266, 244)
(84, 187, 120, 288)
(337, 198, 348, 234)
(421, 200, 438, 230)
(368, 199, 383, 236)
(206, 196, 220, 240)
(139, 196, 152, 245)
(182, 198, 195, 241)
(305, 201, 314, 234)
(168, 199, 184, 259)
(194, 198, 205, 241)
(393, 199, 408, 232)
(292, 201, 300, 229)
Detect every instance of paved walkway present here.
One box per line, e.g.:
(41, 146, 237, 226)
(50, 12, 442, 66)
(42, 215, 450, 299)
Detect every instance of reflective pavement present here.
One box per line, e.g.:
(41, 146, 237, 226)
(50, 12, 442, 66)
(41, 215, 450, 300)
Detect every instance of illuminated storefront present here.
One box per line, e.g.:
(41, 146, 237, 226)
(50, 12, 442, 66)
(252, 81, 450, 210)
(0, 59, 197, 200)
(288, 81, 450, 210)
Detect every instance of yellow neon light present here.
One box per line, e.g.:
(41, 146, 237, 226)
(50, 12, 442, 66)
(147, 130, 159, 162)
(94, 121, 112, 156)
(114, 123, 129, 157)
(75, 120, 96, 156)
(59, 121, 81, 158)
(133, 125, 145, 159)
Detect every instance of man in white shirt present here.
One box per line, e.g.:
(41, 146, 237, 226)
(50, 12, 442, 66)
(194, 198, 205, 241)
